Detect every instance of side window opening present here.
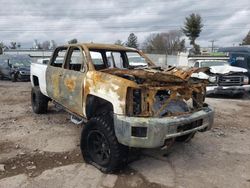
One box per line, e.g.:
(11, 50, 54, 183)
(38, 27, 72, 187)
(51, 47, 67, 68)
(90, 51, 107, 70)
(65, 47, 84, 71)
(90, 50, 127, 70)
(110, 52, 124, 68)
(126, 52, 147, 68)
(194, 62, 199, 67)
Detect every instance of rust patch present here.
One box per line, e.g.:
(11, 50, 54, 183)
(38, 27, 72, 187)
(64, 77, 77, 92)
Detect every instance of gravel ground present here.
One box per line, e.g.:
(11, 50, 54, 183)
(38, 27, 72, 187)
(0, 80, 250, 188)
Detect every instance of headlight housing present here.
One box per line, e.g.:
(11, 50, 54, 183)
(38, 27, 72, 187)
(243, 76, 249, 85)
(208, 76, 217, 83)
(126, 88, 142, 116)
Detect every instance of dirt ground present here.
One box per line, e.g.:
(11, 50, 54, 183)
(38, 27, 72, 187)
(0, 80, 250, 188)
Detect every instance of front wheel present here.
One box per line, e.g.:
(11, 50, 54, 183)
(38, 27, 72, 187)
(80, 114, 128, 173)
(31, 86, 49, 114)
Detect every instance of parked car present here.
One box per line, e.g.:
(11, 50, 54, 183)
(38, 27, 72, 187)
(189, 55, 250, 96)
(30, 43, 214, 173)
(0, 54, 31, 82)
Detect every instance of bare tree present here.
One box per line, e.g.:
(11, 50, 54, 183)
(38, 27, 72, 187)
(50, 40, 57, 49)
(0, 42, 5, 54)
(68, 38, 78, 44)
(241, 31, 250, 45)
(0, 42, 4, 54)
(42, 41, 50, 50)
(142, 30, 186, 55)
(33, 39, 42, 49)
(17, 43, 21, 49)
(10, 42, 17, 49)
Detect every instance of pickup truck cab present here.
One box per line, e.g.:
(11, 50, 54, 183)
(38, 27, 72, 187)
(31, 43, 214, 172)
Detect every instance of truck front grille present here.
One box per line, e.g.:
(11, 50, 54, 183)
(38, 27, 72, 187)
(218, 75, 243, 86)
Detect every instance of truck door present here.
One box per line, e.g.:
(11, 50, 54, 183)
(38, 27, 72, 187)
(46, 47, 68, 103)
(60, 46, 87, 116)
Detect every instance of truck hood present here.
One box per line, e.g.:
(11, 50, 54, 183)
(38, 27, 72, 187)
(18, 67, 30, 71)
(209, 65, 247, 74)
(101, 66, 209, 84)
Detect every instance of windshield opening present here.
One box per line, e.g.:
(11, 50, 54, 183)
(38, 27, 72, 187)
(10, 56, 31, 67)
(200, 61, 229, 67)
(89, 50, 149, 70)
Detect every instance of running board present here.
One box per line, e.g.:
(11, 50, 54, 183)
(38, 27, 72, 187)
(53, 101, 87, 125)
(70, 115, 84, 125)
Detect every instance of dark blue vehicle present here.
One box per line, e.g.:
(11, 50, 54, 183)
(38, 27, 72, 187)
(218, 47, 250, 82)
(0, 54, 31, 82)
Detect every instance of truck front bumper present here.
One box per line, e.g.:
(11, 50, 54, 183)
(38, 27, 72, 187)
(113, 105, 214, 148)
(206, 85, 250, 95)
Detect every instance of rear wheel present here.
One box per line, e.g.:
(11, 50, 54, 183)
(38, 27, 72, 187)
(31, 86, 49, 114)
(80, 114, 128, 173)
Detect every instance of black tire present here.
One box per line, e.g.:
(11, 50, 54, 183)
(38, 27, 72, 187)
(233, 93, 244, 98)
(31, 86, 49, 114)
(80, 114, 128, 173)
(175, 132, 196, 142)
(11, 74, 17, 82)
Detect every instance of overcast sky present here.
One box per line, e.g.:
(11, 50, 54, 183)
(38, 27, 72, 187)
(0, 0, 249, 48)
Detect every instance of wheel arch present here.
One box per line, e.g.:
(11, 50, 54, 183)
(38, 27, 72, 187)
(32, 75, 39, 86)
(85, 94, 114, 119)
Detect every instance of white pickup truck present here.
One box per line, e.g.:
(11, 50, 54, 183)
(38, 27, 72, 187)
(189, 56, 250, 96)
(30, 43, 214, 173)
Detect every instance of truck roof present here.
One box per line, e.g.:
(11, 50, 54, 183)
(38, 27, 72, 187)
(218, 47, 250, 53)
(64, 43, 138, 51)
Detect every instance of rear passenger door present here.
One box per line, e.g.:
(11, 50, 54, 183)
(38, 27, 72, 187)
(46, 47, 68, 103)
(60, 46, 86, 116)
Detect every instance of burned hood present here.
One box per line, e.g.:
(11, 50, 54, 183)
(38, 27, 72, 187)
(101, 66, 209, 84)
(209, 65, 247, 74)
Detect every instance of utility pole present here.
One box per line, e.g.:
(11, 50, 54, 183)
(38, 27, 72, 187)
(209, 40, 216, 52)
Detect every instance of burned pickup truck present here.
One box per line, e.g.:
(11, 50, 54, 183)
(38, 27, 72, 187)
(30, 43, 214, 172)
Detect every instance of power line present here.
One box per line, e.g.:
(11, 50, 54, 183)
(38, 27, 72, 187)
(209, 40, 217, 52)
